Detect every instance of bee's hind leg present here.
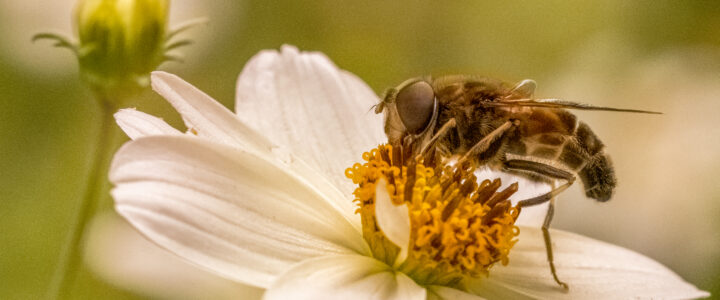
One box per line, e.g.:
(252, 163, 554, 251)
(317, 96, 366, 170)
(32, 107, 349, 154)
(539, 186, 569, 291)
(504, 159, 574, 291)
(505, 159, 575, 207)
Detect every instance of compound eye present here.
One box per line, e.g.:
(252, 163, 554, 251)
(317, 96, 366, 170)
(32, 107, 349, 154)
(395, 80, 435, 134)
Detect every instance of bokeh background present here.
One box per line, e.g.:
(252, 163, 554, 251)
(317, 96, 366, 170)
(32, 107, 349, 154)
(1, 0, 719, 299)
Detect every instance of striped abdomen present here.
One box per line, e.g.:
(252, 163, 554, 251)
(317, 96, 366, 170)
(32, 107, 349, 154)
(507, 109, 616, 202)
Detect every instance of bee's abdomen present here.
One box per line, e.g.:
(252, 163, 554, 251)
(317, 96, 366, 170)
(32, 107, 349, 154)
(561, 122, 616, 202)
(578, 153, 616, 202)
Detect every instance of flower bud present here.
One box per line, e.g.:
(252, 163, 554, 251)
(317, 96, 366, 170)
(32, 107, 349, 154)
(75, 0, 169, 94)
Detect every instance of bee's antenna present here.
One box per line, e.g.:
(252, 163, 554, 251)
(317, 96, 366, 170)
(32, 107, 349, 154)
(370, 101, 387, 114)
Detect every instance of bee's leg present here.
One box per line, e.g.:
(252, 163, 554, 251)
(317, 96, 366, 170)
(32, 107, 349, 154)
(506, 159, 575, 207)
(505, 159, 573, 290)
(541, 186, 570, 291)
(418, 118, 456, 156)
(457, 120, 518, 165)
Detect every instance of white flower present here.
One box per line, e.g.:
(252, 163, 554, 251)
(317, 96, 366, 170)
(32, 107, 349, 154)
(110, 45, 709, 299)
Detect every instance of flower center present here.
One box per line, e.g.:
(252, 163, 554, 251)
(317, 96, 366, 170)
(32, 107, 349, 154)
(345, 145, 521, 288)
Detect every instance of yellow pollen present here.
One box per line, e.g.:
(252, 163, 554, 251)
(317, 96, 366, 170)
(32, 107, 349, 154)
(345, 144, 521, 288)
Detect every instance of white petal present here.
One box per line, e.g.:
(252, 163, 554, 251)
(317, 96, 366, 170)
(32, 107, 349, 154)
(235, 45, 386, 197)
(375, 179, 411, 264)
(469, 226, 710, 299)
(150, 71, 272, 152)
(426, 286, 486, 300)
(150, 70, 360, 228)
(264, 255, 426, 300)
(84, 213, 264, 300)
(110, 135, 370, 288)
(114, 108, 182, 140)
(474, 168, 551, 227)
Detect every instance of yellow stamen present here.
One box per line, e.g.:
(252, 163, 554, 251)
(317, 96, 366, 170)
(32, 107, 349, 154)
(345, 144, 521, 289)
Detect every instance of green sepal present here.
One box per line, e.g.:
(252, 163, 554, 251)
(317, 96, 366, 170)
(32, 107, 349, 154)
(166, 18, 207, 41)
(32, 33, 79, 55)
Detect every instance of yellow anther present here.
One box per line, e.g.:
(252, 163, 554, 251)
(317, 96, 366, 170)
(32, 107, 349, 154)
(345, 144, 522, 289)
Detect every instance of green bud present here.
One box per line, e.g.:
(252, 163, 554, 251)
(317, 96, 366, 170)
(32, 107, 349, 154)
(34, 0, 201, 103)
(75, 0, 169, 95)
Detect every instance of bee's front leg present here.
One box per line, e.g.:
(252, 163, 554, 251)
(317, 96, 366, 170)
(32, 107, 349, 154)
(504, 159, 574, 291)
(417, 118, 456, 157)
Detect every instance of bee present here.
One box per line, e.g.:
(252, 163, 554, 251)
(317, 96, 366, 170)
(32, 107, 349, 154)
(375, 75, 659, 289)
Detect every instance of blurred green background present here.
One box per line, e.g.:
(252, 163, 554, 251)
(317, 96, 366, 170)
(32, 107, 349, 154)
(2, 0, 719, 299)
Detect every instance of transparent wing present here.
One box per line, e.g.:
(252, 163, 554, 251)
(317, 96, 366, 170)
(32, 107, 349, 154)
(486, 98, 662, 114)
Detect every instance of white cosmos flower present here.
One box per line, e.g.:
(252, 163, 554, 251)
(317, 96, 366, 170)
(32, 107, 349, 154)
(109, 45, 709, 300)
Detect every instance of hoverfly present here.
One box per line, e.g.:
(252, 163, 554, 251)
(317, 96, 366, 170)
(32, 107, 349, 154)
(375, 75, 659, 289)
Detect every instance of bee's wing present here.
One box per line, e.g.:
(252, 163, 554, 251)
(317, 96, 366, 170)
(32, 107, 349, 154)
(486, 98, 662, 114)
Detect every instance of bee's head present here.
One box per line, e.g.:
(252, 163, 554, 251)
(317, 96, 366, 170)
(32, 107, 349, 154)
(376, 78, 437, 145)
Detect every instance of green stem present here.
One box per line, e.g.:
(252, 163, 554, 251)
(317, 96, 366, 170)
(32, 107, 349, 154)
(47, 97, 121, 299)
